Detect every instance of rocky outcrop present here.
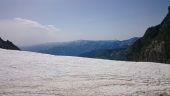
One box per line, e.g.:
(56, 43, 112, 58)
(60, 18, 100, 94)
(128, 6, 170, 63)
(0, 37, 20, 50)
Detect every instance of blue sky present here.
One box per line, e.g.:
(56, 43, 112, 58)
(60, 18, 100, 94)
(0, 0, 169, 46)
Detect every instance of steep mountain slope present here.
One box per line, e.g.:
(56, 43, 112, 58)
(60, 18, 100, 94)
(0, 37, 20, 50)
(22, 37, 138, 58)
(0, 49, 170, 96)
(128, 7, 170, 63)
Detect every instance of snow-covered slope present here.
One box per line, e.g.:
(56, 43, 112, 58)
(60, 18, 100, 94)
(0, 49, 170, 96)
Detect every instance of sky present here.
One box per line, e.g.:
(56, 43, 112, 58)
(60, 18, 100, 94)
(0, 0, 169, 46)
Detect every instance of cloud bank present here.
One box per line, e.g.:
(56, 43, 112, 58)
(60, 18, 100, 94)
(0, 18, 61, 46)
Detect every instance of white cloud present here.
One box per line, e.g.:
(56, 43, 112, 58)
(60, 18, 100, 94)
(14, 18, 60, 32)
(0, 18, 61, 46)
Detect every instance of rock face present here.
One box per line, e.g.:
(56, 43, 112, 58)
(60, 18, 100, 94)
(0, 37, 20, 50)
(128, 7, 170, 63)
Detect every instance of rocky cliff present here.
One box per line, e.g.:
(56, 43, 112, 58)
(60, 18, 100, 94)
(0, 37, 20, 50)
(128, 7, 170, 63)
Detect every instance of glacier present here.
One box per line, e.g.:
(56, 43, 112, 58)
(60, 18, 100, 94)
(0, 49, 170, 96)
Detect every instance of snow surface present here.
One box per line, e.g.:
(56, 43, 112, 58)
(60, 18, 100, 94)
(0, 49, 170, 96)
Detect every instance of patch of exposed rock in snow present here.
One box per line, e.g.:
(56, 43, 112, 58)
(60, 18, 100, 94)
(0, 49, 170, 96)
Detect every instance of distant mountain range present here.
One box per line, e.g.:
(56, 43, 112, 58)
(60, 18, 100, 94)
(0, 37, 20, 50)
(80, 48, 128, 60)
(21, 37, 138, 60)
(80, 37, 138, 60)
(127, 6, 170, 63)
(5, 7, 170, 64)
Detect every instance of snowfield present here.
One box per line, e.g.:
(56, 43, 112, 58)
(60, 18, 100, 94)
(0, 49, 170, 96)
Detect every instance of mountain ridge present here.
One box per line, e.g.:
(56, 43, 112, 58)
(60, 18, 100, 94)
(128, 6, 170, 63)
(0, 37, 20, 50)
(21, 37, 138, 59)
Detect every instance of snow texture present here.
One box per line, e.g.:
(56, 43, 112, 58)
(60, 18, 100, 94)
(0, 49, 170, 96)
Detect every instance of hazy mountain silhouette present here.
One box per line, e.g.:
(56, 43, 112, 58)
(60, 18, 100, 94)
(22, 37, 138, 60)
(80, 37, 138, 60)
